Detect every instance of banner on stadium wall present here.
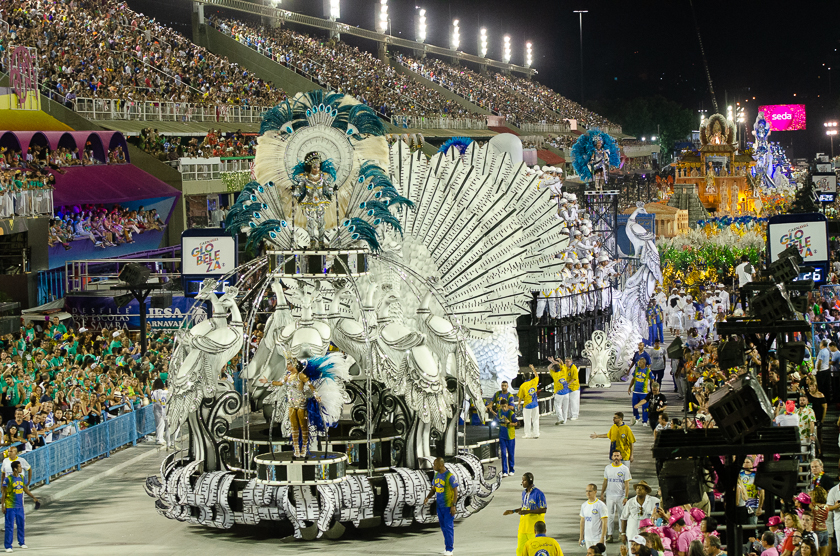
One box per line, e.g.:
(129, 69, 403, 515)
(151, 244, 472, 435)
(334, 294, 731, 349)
(65, 295, 206, 330)
(617, 214, 655, 257)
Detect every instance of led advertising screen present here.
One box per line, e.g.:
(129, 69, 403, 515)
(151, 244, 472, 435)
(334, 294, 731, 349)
(814, 174, 837, 193)
(758, 104, 806, 131)
(768, 214, 829, 285)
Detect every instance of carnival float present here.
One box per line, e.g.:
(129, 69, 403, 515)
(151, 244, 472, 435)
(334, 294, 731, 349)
(144, 90, 584, 538)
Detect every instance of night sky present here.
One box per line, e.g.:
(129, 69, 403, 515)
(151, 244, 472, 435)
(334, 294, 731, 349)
(132, 0, 840, 157)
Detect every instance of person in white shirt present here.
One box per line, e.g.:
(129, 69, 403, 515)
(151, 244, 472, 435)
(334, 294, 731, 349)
(620, 480, 659, 550)
(825, 483, 840, 548)
(580, 483, 609, 548)
(150, 378, 170, 447)
(0, 446, 31, 487)
(735, 255, 755, 288)
(601, 450, 631, 542)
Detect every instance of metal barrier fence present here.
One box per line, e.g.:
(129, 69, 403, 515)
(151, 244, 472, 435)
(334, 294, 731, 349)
(25, 404, 156, 486)
(178, 156, 254, 181)
(390, 115, 488, 130)
(73, 97, 269, 123)
(519, 122, 571, 133)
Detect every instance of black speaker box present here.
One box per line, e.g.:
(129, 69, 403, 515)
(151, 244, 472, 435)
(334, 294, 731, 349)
(151, 293, 173, 310)
(755, 459, 799, 500)
(659, 459, 705, 509)
(707, 373, 773, 442)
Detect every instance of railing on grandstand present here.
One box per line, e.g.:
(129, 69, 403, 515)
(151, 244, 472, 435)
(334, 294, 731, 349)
(19, 403, 155, 487)
(38, 245, 182, 305)
(73, 97, 269, 123)
(390, 115, 488, 130)
(519, 122, 571, 134)
(65, 257, 182, 294)
(178, 156, 254, 181)
(811, 321, 840, 357)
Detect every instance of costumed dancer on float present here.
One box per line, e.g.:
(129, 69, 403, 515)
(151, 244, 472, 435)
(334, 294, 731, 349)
(262, 354, 348, 458)
(570, 130, 620, 193)
(292, 151, 338, 249)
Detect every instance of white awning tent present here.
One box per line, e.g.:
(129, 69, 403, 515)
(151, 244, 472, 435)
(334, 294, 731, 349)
(21, 298, 72, 326)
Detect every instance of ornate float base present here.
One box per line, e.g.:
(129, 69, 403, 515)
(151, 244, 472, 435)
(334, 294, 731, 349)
(145, 451, 501, 540)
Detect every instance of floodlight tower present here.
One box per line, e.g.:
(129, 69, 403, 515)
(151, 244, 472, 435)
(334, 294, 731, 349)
(376, 0, 388, 59)
(416, 8, 426, 43)
(826, 121, 838, 158)
(479, 28, 488, 58)
(525, 42, 533, 68)
(325, 0, 340, 40)
(377, 0, 388, 33)
(451, 19, 460, 50)
(503, 35, 511, 64)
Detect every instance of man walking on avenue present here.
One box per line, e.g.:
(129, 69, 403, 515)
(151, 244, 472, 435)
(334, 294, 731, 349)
(524, 521, 563, 556)
(548, 357, 571, 425)
(565, 357, 582, 420)
(2, 460, 38, 552)
(580, 483, 609, 548)
(627, 359, 652, 426)
(620, 481, 659, 550)
(601, 450, 631, 542)
(423, 457, 458, 556)
(646, 340, 667, 385)
(591, 412, 636, 462)
(519, 367, 541, 439)
(504, 472, 547, 556)
(498, 398, 519, 477)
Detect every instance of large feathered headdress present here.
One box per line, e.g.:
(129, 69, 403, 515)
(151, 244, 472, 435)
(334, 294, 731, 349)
(571, 129, 620, 182)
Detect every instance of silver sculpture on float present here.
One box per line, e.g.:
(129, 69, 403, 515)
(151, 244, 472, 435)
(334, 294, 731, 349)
(146, 90, 571, 539)
(584, 203, 661, 387)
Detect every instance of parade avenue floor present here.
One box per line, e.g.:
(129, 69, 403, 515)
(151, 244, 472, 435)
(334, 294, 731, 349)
(17, 386, 661, 555)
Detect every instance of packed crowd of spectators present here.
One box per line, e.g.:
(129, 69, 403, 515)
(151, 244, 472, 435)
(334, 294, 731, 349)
(0, 320, 173, 453)
(49, 204, 165, 249)
(546, 134, 578, 151)
(0, 0, 286, 108)
(494, 74, 615, 130)
(208, 16, 481, 123)
(131, 127, 257, 161)
(395, 54, 561, 128)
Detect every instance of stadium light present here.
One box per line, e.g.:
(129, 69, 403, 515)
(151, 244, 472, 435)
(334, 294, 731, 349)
(525, 42, 533, 68)
(479, 28, 488, 58)
(416, 8, 426, 43)
(503, 35, 511, 64)
(451, 19, 460, 50)
(651, 136, 657, 141)
(377, 0, 388, 33)
(329, 0, 340, 20)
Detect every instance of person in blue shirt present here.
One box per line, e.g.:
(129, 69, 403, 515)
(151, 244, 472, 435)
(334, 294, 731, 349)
(486, 381, 517, 419)
(2, 460, 38, 551)
(504, 472, 547, 556)
(646, 302, 657, 346)
(423, 457, 459, 556)
(625, 342, 652, 382)
(627, 358, 651, 426)
(498, 398, 519, 477)
(654, 302, 664, 343)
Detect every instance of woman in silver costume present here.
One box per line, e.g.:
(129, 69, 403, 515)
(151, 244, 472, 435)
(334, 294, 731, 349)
(262, 358, 321, 458)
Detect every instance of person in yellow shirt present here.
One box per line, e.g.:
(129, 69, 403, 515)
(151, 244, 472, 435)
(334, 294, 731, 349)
(548, 357, 571, 425)
(504, 472, 548, 556)
(565, 357, 581, 420)
(518, 367, 541, 439)
(524, 521, 563, 556)
(589, 412, 636, 463)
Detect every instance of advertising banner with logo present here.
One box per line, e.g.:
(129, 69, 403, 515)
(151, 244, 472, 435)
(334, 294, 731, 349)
(65, 295, 206, 330)
(768, 214, 829, 284)
(758, 104, 807, 131)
